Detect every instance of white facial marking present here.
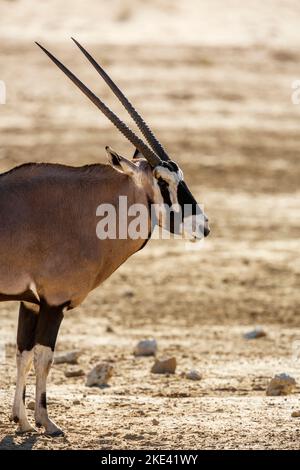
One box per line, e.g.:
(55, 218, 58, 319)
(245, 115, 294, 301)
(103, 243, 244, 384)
(152, 178, 167, 226)
(152, 165, 186, 231)
(154, 165, 183, 184)
(181, 214, 206, 242)
(153, 165, 183, 206)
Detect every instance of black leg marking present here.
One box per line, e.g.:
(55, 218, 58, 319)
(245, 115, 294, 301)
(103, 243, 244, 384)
(40, 392, 47, 409)
(35, 301, 64, 351)
(13, 416, 19, 424)
(22, 386, 26, 405)
(17, 302, 39, 353)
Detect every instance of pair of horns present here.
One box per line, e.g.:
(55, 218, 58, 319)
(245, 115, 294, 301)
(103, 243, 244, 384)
(36, 39, 170, 168)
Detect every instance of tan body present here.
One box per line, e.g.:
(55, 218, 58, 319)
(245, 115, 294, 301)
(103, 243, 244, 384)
(0, 161, 151, 308)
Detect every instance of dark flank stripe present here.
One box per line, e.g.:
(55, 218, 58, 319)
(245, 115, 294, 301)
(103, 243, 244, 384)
(137, 196, 153, 251)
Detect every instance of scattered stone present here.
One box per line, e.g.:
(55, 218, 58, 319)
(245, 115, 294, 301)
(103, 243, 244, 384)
(123, 289, 134, 298)
(291, 410, 300, 418)
(86, 362, 113, 387)
(64, 368, 85, 378)
(151, 357, 176, 374)
(186, 369, 202, 381)
(243, 328, 267, 340)
(123, 433, 144, 441)
(134, 339, 157, 357)
(152, 418, 159, 425)
(73, 399, 81, 405)
(266, 373, 296, 396)
(54, 350, 81, 365)
(27, 400, 35, 411)
(106, 325, 114, 333)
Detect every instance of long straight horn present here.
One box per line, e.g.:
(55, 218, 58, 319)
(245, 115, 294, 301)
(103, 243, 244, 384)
(35, 42, 162, 168)
(71, 37, 170, 162)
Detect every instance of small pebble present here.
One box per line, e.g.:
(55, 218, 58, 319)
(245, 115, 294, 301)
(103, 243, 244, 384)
(151, 357, 176, 374)
(266, 373, 296, 396)
(123, 290, 134, 298)
(186, 369, 202, 381)
(86, 362, 113, 387)
(134, 339, 157, 357)
(291, 411, 300, 418)
(54, 350, 81, 365)
(244, 328, 267, 340)
(64, 368, 85, 378)
(152, 418, 159, 425)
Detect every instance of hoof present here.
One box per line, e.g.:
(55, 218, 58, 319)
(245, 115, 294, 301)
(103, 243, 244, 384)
(16, 426, 37, 435)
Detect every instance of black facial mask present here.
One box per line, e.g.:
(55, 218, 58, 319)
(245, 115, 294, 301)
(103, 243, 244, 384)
(177, 181, 199, 217)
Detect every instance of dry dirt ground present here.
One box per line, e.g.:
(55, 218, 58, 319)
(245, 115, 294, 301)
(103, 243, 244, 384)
(0, 0, 300, 450)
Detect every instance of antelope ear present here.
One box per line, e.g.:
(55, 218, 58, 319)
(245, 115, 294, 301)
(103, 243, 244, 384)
(106, 146, 138, 177)
(133, 148, 143, 159)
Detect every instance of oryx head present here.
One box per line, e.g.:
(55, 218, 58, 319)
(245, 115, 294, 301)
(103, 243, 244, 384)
(36, 39, 210, 241)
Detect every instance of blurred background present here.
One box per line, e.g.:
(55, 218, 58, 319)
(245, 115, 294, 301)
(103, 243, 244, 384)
(0, 0, 300, 450)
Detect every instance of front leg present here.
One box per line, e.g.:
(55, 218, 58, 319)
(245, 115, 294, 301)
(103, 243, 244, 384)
(12, 349, 35, 433)
(33, 303, 64, 436)
(12, 302, 39, 433)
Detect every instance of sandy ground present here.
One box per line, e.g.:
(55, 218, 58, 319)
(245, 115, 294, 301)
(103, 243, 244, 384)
(0, 0, 300, 450)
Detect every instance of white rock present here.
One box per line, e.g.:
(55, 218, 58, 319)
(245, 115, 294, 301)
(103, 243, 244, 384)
(186, 369, 202, 381)
(266, 373, 296, 396)
(86, 362, 113, 387)
(54, 350, 81, 365)
(134, 339, 157, 357)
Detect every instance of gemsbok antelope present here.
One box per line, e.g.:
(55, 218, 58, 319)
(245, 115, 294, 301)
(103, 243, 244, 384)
(1, 39, 210, 436)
